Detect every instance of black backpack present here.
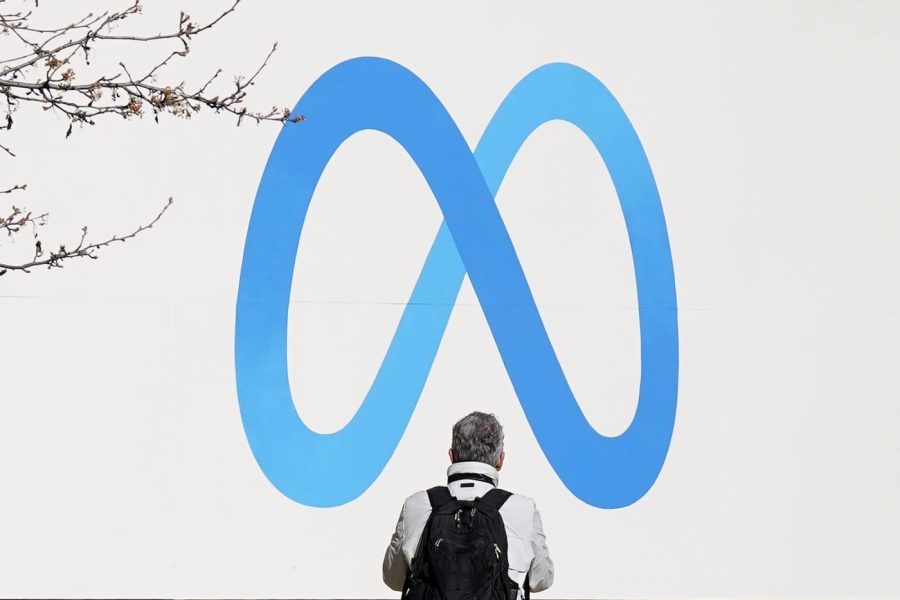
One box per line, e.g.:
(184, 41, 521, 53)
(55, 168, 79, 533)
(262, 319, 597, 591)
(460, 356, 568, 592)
(402, 486, 520, 600)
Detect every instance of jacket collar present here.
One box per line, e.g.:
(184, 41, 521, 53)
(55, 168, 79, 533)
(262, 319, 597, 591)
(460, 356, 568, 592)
(447, 461, 499, 487)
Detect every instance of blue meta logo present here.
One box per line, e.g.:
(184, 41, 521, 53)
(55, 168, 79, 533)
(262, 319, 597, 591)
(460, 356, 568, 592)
(235, 57, 678, 509)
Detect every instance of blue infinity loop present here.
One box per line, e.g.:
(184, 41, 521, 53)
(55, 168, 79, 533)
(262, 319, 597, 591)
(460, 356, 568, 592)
(236, 57, 678, 508)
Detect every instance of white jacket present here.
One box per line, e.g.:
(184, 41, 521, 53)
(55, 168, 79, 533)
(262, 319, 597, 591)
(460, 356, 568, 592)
(382, 461, 554, 598)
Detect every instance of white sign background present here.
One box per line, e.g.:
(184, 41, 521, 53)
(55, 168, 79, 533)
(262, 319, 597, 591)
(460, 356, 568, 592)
(0, 1, 898, 598)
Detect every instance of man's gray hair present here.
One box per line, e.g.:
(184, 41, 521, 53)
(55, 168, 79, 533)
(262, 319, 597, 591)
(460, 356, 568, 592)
(451, 411, 504, 466)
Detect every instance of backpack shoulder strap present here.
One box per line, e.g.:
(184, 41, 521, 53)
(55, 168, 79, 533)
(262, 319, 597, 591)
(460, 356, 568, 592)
(477, 488, 512, 512)
(426, 486, 453, 510)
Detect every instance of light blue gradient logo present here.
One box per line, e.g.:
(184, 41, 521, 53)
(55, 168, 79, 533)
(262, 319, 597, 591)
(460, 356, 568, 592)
(236, 57, 678, 509)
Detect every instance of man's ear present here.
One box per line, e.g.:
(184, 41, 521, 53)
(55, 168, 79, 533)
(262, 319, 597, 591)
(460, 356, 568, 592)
(496, 451, 505, 471)
(448, 448, 455, 464)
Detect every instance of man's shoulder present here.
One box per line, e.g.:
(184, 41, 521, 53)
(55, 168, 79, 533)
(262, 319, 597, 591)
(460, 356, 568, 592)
(497, 490, 539, 514)
(401, 489, 432, 513)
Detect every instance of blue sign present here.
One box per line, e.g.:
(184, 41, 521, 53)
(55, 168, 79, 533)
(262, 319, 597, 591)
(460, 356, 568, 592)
(235, 57, 678, 509)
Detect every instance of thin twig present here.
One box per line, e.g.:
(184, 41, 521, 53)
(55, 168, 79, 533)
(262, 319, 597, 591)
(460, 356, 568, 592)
(0, 197, 172, 276)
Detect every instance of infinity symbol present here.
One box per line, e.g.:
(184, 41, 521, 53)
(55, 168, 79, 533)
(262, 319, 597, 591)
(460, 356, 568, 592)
(235, 57, 678, 508)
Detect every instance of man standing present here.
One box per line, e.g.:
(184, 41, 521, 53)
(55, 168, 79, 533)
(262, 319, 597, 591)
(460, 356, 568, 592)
(383, 412, 554, 599)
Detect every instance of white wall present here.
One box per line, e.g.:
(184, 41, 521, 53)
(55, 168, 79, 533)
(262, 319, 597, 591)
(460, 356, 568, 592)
(0, 1, 898, 597)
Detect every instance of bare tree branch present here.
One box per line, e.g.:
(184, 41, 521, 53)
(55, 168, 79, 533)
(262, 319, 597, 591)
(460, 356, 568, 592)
(0, 1, 303, 276)
(0, 197, 172, 276)
(0, 1, 304, 128)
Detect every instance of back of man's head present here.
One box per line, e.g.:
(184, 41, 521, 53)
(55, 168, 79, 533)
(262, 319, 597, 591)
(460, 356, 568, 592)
(451, 411, 505, 467)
